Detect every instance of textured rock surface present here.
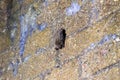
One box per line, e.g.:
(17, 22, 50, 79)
(0, 0, 120, 80)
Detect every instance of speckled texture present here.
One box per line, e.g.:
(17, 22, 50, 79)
(0, 0, 120, 80)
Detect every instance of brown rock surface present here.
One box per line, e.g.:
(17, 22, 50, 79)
(0, 0, 120, 80)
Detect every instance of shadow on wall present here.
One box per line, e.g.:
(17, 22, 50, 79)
(0, 0, 14, 53)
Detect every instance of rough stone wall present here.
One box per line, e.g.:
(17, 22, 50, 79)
(0, 0, 120, 80)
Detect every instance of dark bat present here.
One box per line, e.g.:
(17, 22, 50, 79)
(54, 28, 66, 50)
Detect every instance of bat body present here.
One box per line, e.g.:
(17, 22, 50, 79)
(54, 28, 66, 50)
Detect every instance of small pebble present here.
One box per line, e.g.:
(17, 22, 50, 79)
(115, 37, 120, 42)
